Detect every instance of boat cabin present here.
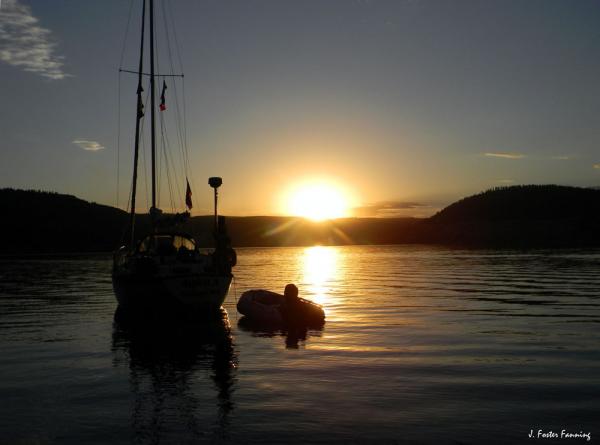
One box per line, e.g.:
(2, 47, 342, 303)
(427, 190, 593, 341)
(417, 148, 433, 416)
(137, 233, 196, 256)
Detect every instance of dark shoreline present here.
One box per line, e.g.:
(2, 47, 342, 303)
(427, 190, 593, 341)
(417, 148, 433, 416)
(1, 185, 599, 253)
(2, 246, 600, 259)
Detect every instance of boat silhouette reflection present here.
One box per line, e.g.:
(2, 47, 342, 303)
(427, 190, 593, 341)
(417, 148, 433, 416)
(237, 316, 324, 349)
(111, 307, 237, 443)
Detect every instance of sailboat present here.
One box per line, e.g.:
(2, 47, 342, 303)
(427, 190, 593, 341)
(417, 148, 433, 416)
(112, 0, 236, 316)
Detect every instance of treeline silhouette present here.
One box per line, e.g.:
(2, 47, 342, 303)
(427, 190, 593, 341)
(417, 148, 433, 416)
(1, 185, 599, 253)
(0, 189, 130, 253)
(423, 185, 600, 247)
(432, 185, 600, 222)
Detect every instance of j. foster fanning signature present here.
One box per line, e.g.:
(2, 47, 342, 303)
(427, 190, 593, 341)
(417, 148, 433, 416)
(529, 429, 591, 441)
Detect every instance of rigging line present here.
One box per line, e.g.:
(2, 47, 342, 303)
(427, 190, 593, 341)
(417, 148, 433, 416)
(181, 78, 192, 197)
(182, 78, 189, 168)
(166, 134, 185, 212)
(165, 1, 189, 185)
(175, 78, 188, 172)
(157, 80, 161, 210)
(178, 78, 195, 205)
(120, 156, 134, 246)
(155, 34, 161, 209)
(160, 111, 176, 213)
(154, 33, 171, 211)
(161, 83, 186, 198)
(118, 0, 135, 69)
(119, 69, 183, 77)
(116, 71, 121, 209)
(149, 0, 157, 212)
(157, 76, 174, 213)
(166, 70, 187, 189)
(158, 108, 165, 207)
(121, 163, 133, 242)
(140, 84, 151, 212)
(166, 0, 185, 74)
(160, 5, 187, 184)
(167, 81, 187, 196)
(154, 8, 178, 213)
(140, 121, 149, 213)
(160, 1, 183, 150)
(128, 0, 146, 245)
(155, 32, 175, 213)
(160, 0, 177, 76)
(173, 82, 187, 183)
(166, 120, 182, 213)
(160, 3, 191, 207)
(126, 175, 132, 218)
(122, 160, 133, 246)
(160, 2, 188, 176)
(158, 99, 179, 209)
(153, 9, 174, 212)
(166, 147, 176, 213)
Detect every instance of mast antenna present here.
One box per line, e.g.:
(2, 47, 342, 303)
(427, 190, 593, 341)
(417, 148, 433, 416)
(209, 177, 223, 234)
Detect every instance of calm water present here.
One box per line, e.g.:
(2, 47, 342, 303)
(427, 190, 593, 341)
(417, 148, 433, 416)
(1, 246, 599, 444)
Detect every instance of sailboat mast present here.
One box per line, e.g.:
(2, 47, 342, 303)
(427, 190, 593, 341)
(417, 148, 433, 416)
(149, 0, 157, 215)
(129, 0, 146, 247)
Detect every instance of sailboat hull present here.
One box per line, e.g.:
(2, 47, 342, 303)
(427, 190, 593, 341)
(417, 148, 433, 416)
(113, 272, 232, 315)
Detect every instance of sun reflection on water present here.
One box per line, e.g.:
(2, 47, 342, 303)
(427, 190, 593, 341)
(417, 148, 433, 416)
(301, 246, 340, 307)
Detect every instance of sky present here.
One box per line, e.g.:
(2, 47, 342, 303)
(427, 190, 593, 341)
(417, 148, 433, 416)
(1, 0, 599, 217)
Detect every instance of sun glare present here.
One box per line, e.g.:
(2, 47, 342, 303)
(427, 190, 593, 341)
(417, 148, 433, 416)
(302, 246, 339, 306)
(287, 182, 350, 221)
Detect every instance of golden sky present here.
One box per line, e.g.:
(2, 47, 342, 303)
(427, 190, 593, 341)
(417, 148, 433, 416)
(1, 1, 599, 218)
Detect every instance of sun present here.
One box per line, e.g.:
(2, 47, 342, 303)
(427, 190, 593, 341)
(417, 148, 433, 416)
(287, 182, 351, 221)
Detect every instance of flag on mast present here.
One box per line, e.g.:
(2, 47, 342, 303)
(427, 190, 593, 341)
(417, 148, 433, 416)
(185, 179, 193, 210)
(159, 80, 167, 111)
(137, 86, 144, 119)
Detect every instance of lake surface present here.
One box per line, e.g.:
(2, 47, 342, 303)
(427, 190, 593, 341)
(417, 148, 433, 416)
(1, 246, 599, 444)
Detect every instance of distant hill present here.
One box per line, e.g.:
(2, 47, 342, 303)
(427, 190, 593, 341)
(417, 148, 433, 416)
(431, 185, 600, 222)
(0, 189, 131, 253)
(203, 216, 420, 247)
(0, 189, 420, 252)
(0, 185, 599, 253)
(423, 185, 600, 247)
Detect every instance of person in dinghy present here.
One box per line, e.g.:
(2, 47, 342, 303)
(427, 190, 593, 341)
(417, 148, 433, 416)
(236, 284, 325, 327)
(281, 283, 327, 328)
(281, 284, 303, 325)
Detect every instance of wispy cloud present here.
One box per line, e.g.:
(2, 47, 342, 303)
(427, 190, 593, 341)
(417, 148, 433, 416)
(484, 152, 525, 159)
(73, 139, 105, 152)
(353, 201, 434, 217)
(0, 0, 68, 80)
(551, 155, 576, 160)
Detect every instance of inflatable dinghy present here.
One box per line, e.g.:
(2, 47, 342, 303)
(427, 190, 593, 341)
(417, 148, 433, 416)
(237, 289, 325, 327)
